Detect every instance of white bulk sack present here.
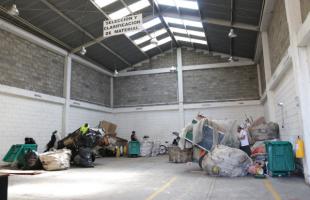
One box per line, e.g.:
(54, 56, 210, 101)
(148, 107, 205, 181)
(39, 149, 71, 171)
(140, 138, 154, 157)
(201, 145, 252, 177)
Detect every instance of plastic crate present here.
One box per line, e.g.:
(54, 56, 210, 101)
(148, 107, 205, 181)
(264, 141, 295, 176)
(2, 144, 37, 163)
(128, 141, 140, 157)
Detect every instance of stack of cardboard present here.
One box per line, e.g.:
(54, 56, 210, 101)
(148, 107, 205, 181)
(99, 120, 117, 136)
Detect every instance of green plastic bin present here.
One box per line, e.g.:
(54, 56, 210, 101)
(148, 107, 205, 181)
(265, 141, 295, 176)
(2, 144, 37, 164)
(128, 141, 140, 157)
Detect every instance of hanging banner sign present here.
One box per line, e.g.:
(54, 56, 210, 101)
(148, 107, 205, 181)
(103, 14, 143, 37)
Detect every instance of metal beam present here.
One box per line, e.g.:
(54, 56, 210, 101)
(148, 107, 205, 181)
(89, 0, 149, 59)
(172, 0, 194, 48)
(196, 1, 211, 51)
(151, 0, 179, 47)
(0, 6, 72, 50)
(119, 0, 163, 53)
(204, 18, 259, 31)
(40, 0, 132, 66)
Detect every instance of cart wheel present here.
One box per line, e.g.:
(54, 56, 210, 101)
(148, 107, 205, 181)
(159, 145, 167, 155)
(199, 154, 207, 169)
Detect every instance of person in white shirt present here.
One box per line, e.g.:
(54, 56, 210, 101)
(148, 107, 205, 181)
(237, 125, 251, 156)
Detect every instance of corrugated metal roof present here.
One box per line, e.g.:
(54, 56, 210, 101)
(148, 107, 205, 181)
(0, 0, 264, 71)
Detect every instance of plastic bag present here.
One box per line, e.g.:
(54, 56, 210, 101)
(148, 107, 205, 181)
(74, 147, 94, 167)
(140, 138, 154, 157)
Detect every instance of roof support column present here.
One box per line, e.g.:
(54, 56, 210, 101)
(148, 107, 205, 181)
(110, 77, 114, 108)
(177, 48, 185, 130)
(261, 31, 276, 122)
(62, 53, 72, 137)
(284, 0, 310, 184)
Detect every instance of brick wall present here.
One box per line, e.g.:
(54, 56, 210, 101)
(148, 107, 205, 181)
(0, 29, 64, 97)
(132, 50, 177, 70)
(301, 0, 310, 23)
(259, 54, 266, 93)
(131, 48, 227, 71)
(114, 73, 178, 107)
(181, 48, 227, 66)
(268, 0, 290, 74)
(71, 61, 111, 106)
(183, 65, 259, 103)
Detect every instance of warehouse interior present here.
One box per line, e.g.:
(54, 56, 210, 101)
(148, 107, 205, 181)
(1, 0, 310, 199)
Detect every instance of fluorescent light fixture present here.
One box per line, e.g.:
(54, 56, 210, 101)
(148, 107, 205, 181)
(228, 28, 237, 38)
(141, 37, 172, 51)
(80, 46, 87, 55)
(129, 0, 150, 12)
(175, 36, 207, 45)
(109, 7, 130, 20)
(134, 35, 151, 45)
(156, 0, 198, 10)
(143, 18, 161, 29)
(94, 0, 117, 8)
(7, 4, 19, 16)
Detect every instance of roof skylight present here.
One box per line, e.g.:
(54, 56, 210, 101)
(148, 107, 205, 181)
(170, 27, 205, 37)
(109, 8, 130, 20)
(94, 0, 117, 8)
(128, 0, 150, 12)
(164, 17, 203, 28)
(175, 36, 207, 45)
(141, 36, 172, 51)
(156, 0, 199, 10)
(134, 29, 167, 45)
(143, 18, 161, 29)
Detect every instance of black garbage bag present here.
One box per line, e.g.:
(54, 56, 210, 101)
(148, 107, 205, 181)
(21, 150, 43, 170)
(98, 148, 115, 157)
(73, 147, 94, 168)
(78, 129, 103, 148)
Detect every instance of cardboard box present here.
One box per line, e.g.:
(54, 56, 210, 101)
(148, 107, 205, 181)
(99, 120, 117, 135)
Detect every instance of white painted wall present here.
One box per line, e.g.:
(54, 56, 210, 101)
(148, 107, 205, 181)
(273, 67, 302, 144)
(113, 110, 180, 142)
(0, 87, 113, 164)
(68, 106, 113, 133)
(113, 104, 264, 143)
(184, 104, 264, 126)
(263, 98, 270, 122)
(0, 93, 63, 160)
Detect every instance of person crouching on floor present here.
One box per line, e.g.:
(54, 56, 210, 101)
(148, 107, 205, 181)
(238, 125, 251, 157)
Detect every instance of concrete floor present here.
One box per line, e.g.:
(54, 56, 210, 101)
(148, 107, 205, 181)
(7, 156, 310, 200)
